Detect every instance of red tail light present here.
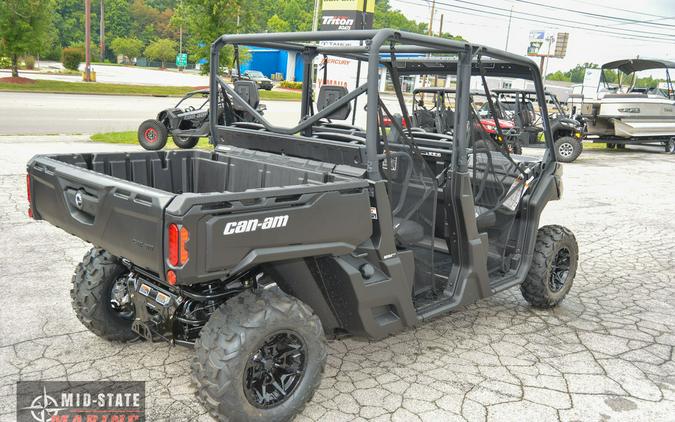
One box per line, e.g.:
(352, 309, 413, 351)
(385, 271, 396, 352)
(167, 223, 189, 269)
(26, 174, 33, 218)
(168, 224, 179, 266)
(179, 226, 189, 264)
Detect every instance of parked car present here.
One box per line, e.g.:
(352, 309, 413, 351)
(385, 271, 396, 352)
(235, 69, 273, 90)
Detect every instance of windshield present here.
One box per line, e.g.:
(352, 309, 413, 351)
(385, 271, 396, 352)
(246, 71, 264, 78)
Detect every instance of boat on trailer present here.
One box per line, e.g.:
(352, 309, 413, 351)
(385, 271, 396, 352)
(569, 59, 675, 152)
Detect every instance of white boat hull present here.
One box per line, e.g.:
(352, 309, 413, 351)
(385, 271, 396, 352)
(612, 119, 675, 138)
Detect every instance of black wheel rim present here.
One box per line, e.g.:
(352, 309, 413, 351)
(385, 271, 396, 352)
(109, 274, 134, 319)
(243, 331, 307, 409)
(549, 247, 571, 293)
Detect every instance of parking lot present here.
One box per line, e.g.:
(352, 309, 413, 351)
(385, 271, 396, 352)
(1, 137, 674, 421)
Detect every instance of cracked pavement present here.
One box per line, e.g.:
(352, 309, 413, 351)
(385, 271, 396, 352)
(1, 137, 674, 421)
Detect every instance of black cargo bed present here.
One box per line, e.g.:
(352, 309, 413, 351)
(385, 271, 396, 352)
(27, 148, 368, 278)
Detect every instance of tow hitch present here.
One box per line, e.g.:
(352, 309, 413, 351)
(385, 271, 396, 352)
(128, 273, 181, 342)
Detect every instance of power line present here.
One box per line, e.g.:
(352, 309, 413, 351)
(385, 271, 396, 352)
(568, 0, 666, 19)
(513, 0, 675, 28)
(396, 0, 675, 43)
(443, 0, 675, 38)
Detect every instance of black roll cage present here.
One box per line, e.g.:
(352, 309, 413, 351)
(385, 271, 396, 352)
(209, 29, 555, 177)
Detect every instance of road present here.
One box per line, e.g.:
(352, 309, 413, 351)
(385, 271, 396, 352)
(0, 136, 673, 421)
(0, 91, 303, 135)
(1, 62, 211, 86)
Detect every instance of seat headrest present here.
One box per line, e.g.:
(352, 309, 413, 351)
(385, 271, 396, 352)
(317, 85, 352, 120)
(233, 80, 260, 110)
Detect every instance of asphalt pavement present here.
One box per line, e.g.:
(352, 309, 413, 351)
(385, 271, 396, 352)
(0, 136, 674, 421)
(0, 92, 303, 135)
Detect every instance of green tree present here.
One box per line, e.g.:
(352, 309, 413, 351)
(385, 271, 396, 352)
(173, 0, 255, 70)
(374, 0, 428, 33)
(144, 38, 177, 67)
(267, 15, 291, 32)
(110, 37, 144, 61)
(104, 0, 133, 46)
(0, 0, 54, 77)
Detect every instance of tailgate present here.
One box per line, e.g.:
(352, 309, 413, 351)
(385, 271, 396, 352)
(28, 156, 175, 274)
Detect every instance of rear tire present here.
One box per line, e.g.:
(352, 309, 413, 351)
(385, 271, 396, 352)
(173, 135, 200, 149)
(192, 288, 326, 422)
(138, 119, 168, 150)
(554, 136, 583, 163)
(521, 225, 578, 308)
(666, 138, 675, 153)
(507, 140, 522, 155)
(71, 248, 137, 342)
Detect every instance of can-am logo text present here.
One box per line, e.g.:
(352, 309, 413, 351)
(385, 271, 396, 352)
(322, 15, 354, 29)
(223, 215, 289, 235)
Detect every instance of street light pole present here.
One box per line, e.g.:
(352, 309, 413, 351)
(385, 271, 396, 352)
(84, 0, 91, 82)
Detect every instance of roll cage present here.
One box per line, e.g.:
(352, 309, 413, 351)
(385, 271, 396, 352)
(208, 29, 555, 177)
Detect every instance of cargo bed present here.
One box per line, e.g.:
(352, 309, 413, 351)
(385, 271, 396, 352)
(27, 147, 372, 284)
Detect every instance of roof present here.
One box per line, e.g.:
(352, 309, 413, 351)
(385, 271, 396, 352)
(601, 59, 675, 73)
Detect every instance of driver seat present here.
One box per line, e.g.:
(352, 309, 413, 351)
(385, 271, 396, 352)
(233, 80, 260, 110)
(317, 85, 352, 120)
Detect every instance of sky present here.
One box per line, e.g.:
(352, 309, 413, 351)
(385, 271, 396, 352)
(388, 0, 675, 75)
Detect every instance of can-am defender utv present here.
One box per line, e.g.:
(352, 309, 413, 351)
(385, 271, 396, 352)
(490, 89, 585, 162)
(411, 87, 523, 154)
(137, 84, 266, 150)
(27, 30, 578, 422)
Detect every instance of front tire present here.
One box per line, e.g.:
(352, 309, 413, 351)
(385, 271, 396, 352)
(70, 248, 137, 342)
(137, 119, 168, 150)
(554, 136, 583, 163)
(192, 288, 326, 422)
(172, 135, 200, 149)
(521, 225, 578, 308)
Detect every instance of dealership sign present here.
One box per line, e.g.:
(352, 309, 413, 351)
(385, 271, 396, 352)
(16, 381, 145, 422)
(527, 31, 569, 58)
(318, 0, 375, 91)
(320, 0, 374, 31)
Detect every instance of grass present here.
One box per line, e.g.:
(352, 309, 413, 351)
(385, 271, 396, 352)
(0, 78, 301, 100)
(91, 131, 212, 149)
(583, 141, 608, 150)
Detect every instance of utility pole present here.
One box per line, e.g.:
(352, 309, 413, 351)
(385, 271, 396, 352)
(99, 0, 105, 62)
(435, 14, 443, 87)
(427, 0, 436, 35)
(84, 0, 91, 81)
(505, 6, 513, 51)
(421, 0, 436, 91)
(312, 0, 320, 32)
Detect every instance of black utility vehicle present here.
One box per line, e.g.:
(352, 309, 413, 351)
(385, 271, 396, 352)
(27, 30, 578, 422)
(137, 85, 267, 151)
(411, 87, 523, 154)
(492, 89, 585, 162)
